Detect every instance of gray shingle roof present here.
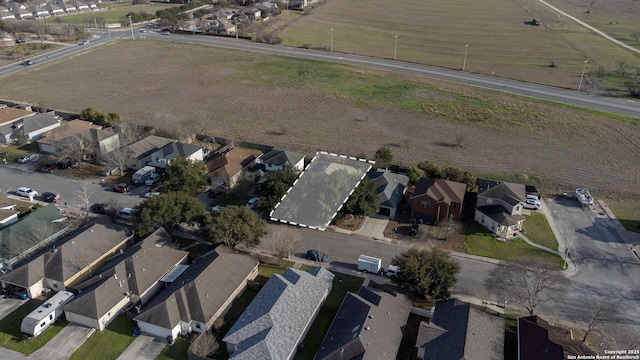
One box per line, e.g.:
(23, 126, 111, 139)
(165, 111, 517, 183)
(476, 205, 525, 226)
(260, 150, 304, 167)
(478, 182, 526, 205)
(368, 169, 409, 208)
(417, 298, 504, 360)
(224, 267, 334, 360)
(134, 247, 259, 329)
(124, 135, 175, 162)
(315, 286, 412, 360)
(158, 142, 201, 159)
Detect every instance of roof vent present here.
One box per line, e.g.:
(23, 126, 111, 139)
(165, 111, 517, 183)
(365, 327, 370, 331)
(90, 229, 94, 233)
(368, 315, 373, 319)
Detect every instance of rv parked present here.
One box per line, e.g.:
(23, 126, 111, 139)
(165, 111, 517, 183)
(21, 291, 74, 337)
(357, 255, 382, 273)
(132, 166, 155, 185)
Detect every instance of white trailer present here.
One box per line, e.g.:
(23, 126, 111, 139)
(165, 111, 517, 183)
(357, 255, 382, 273)
(132, 166, 155, 184)
(21, 291, 74, 337)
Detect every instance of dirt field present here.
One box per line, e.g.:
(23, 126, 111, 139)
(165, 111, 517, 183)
(275, 0, 640, 94)
(0, 40, 639, 200)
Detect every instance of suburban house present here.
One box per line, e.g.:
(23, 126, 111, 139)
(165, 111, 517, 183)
(59, 2, 77, 13)
(474, 182, 526, 239)
(123, 135, 175, 170)
(0, 204, 69, 273)
(415, 298, 504, 360)
(36, 119, 101, 154)
(257, 149, 305, 171)
(410, 178, 466, 224)
(89, 128, 120, 158)
(0, 105, 35, 143)
(315, 286, 412, 360)
(0, 191, 18, 228)
(223, 267, 335, 359)
(63, 229, 188, 331)
(44, 3, 64, 16)
(147, 141, 203, 169)
(518, 316, 596, 360)
(0, 220, 133, 299)
(134, 247, 259, 342)
(206, 19, 236, 34)
(206, 147, 262, 188)
(0, 111, 62, 144)
(368, 169, 409, 218)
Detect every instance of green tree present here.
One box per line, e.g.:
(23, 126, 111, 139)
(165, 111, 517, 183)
(443, 166, 465, 182)
(418, 161, 443, 179)
(462, 171, 477, 191)
(407, 166, 425, 185)
(162, 157, 209, 193)
(391, 248, 460, 300)
(375, 147, 393, 168)
(342, 177, 379, 216)
(257, 167, 299, 213)
(204, 205, 267, 248)
(132, 191, 205, 235)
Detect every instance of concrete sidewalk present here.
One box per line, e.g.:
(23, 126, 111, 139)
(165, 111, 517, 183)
(30, 324, 93, 360)
(117, 335, 167, 360)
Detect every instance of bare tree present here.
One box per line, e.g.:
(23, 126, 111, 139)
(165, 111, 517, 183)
(263, 226, 300, 265)
(486, 258, 567, 316)
(435, 215, 462, 241)
(101, 147, 133, 176)
(580, 296, 621, 342)
(76, 183, 94, 218)
(189, 331, 219, 358)
(55, 134, 92, 166)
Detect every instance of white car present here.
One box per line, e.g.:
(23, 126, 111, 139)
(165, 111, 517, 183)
(524, 198, 541, 210)
(16, 187, 38, 198)
(144, 191, 160, 198)
(211, 205, 225, 212)
(245, 197, 260, 209)
(117, 208, 135, 220)
(17, 154, 38, 163)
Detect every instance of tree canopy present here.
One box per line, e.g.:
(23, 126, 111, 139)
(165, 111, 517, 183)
(375, 147, 393, 168)
(342, 177, 379, 216)
(257, 167, 299, 213)
(391, 248, 460, 300)
(80, 107, 122, 128)
(133, 192, 205, 236)
(204, 205, 267, 248)
(162, 157, 209, 193)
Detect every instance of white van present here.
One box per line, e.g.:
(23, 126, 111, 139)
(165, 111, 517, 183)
(132, 166, 155, 184)
(16, 187, 38, 198)
(117, 208, 134, 220)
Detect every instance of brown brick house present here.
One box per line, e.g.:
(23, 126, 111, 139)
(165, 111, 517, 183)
(410, 178, 466, 224)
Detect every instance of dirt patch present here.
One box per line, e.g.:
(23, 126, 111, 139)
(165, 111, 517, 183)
(1, 41, 639, 200)
(334, 214, 365, 231)
(385, 218, 466, 252)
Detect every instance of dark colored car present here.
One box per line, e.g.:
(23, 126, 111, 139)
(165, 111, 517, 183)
(306, 250, 329, 262)
(90, 203, 109, 214)
(42, 192, 60, 203)
(113, 183, 128, 193)
(39, 161, 58, 173)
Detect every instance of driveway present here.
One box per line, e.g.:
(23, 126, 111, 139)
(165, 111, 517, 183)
(0, 298, 26, 321)
(117, 334, 167, 360)
(353, 215, 390, 241)
(30, 324, 93, 360)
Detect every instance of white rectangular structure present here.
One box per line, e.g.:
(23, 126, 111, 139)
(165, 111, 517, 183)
(21, 291, 74, 337)
(357, 255, 382, 273)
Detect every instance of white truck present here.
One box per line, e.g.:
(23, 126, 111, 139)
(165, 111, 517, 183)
(132, 166, 155, 184)
(385, 264, 400, 277)
(357, 255, 382, 273)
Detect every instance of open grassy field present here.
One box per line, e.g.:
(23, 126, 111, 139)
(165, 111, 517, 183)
(275, 0, 640, 94)
(1, 40, 638, 200)
(604, 198, 640, 233)
(42, 3, 176, 24)
(521, 212, 559, 250)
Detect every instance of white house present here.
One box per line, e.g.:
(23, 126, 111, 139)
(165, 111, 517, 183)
(147, 141, 203, 169)
(474, 182, 526, 239)
(257, 149, 305, 171)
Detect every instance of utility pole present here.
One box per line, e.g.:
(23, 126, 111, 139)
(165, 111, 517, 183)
(128, 15, 134, 39)
(330, 28, 334, 52)
(563, 227, 575, 269)
(394, 35, 398, 60)
(235, 18, 239, 40)
(578, 59, 588, 91)
(106, 20, 111, 41)
(463, 44, 469, 71)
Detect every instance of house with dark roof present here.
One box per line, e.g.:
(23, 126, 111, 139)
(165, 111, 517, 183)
(0, 105, 35, 143)
(410, 178, 466, 224)
(223, 267, 334, 359)
(474, 182, 526, 239)
(63, 229, 188, 331)
(368, 169, 409, 218)
(147, 141, 203, 169)
(206, 147, 262, 188)
(0, 111, 61, 144)
(0, 204, 68, 272)
(518, 316, 595, 360)
(0, 220, 132, 299)
(134, 247, 259, 341)
(258, 149, 305, 171)
(123, 135, 176, 170)
(0, 191, 18, 228)
(315, 286, 412, 360)
(415, 298, 504, 360)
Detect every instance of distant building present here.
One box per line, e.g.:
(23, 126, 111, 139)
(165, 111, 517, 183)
(368, 169, 409, 218)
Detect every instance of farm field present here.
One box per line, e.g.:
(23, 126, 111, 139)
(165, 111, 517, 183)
(276, 0, 640, 94)
(0, 40, 639, 200)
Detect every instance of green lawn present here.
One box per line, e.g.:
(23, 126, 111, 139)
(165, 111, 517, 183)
(605, 199, 640, 233)
(0, 143, 38, 164)
(294, 272, 364, 360)
(465, 222, 563, 267)
(156, 337, 190, 360)
(521, 212, 558, 251)
(42, 4, 176, 24)
(0, 300, 68, 354)
(69, 315, 136, 360)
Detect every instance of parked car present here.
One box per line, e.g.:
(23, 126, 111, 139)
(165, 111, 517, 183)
(18, 154, 38, 163)
(113, 183, 128, 193)
(208, 188, 222, 198)
(162, 30, 170, 35)
(144, 191, 160, 198)
(245, 197, 260, 209)
(41, 192, 60, 203)
(16, 187, 38, 198)
(306, 250, 329, 262)
(78, 40, 90, 45)
(23, 60, 34, 66)
(211, 205, 225, 212)
(39, 161, 58, 173)
(90, 203, 109, 214)
(524, 198, 541, 210)
(117, 208, 134, 220)
(144, 173, 161, 186)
